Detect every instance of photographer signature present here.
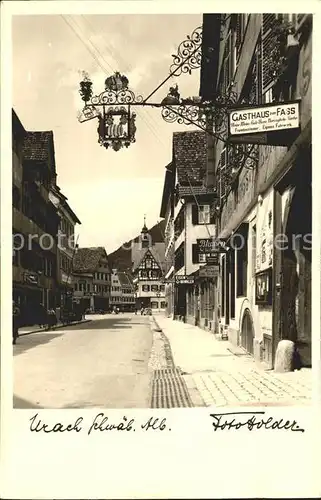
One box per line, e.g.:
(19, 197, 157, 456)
(210, 412, 305, 432)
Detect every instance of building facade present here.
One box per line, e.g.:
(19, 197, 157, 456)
(110, 269, 122, 309)
(131, 221, 166, 311)
(160, 131, 217, 329)
(49, 184, 81, 313)
(200, 13, 312, 367)
(73, 247, 111, 312)
(12, 110, 60, 325)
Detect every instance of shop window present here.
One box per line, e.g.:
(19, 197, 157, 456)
(161, 302, 166, 309)
(151, 302, 158, 309)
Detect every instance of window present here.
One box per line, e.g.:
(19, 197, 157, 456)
(218, 148, 227, 200)
(230, 249, 236, 319)
(151, 270, 159, 279)
(161, 302, 166, 309)
(199, 254, 207, 263)
(252, 224, 257, 277)
(221, 254, 226, 317)
(151, 285, 158, 293)
(87, 283, 90, 292)
(142, 285, 150, 292)
(174, 243, 185, 271)
(151, 302, 158, 309)
(160, 285, 165, 292)
(235, 14, 250, 62)
(198, 205, 210, 224)
(236, 224, 248, 297)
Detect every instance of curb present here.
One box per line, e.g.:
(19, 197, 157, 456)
(18, 319, 92, 337)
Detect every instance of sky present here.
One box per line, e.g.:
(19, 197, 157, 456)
(12, 14, 202, 253)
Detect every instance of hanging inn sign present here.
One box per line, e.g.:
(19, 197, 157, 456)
(77, 23, 300, 153)
(77, 25, 242, 152)
(227, 101, 301, 146)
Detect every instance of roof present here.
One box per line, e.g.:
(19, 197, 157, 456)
(132, 245, 165, 273)
(108, 220, 166, 271)
(173, 130, 207, 186)
(178, 185, 217, 197)
(117, 272, 134, 288)
(52, 185, 81, 225)
(12, 109, 26, 140)
(73, 247, 109, 273)
(23, 131, 54, 162)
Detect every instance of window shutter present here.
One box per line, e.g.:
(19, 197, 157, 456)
(262, 14, 279, 91)
(191, 204, 198, 225)
(220, 148, 227, 200)
(192, 244, 199, 264)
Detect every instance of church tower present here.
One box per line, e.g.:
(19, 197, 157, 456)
(141, 215, 151, 249)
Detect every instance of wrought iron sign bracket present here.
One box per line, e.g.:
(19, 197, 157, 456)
(77, 24, 259, 161)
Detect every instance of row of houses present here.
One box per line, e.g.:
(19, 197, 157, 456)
(159, 13, 312, 369)
(12, 109, 82, 325)
(12, 111, 165, 323)
(12, 109, 134, 322)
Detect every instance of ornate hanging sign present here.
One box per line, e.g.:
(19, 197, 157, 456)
(97, 106, 137, 151)
(78, 71, 141, 151)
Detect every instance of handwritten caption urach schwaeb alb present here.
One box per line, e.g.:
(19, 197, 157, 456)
(29, 413, 171, 434)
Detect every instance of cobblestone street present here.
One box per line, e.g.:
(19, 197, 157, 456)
(14, 313, 312, 409)
(152, 315, 312, 407)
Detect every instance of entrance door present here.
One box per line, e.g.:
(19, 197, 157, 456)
(241, 308, 254, 354)
(278, 148, 312, 367)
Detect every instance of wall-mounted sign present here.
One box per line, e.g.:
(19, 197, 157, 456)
(255, 267, 272, 306)
(197, 238, 228, 254)
(175, 275, 195, 285)
(23, 272, 39, 286)
(199, 265, 220, 278)
(228, 101, 300, 136)
(206, 254, 219, 265)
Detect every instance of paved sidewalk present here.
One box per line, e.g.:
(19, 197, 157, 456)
(18, 317, 92, 336)
(153, 315, 312, 407)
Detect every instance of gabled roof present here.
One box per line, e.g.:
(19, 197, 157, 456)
(133, 247, 164, 273)
(173, 130, 207, 186)
(73, 247, 110, 273)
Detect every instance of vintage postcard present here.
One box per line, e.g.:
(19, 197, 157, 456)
(1, 0, 320, 498)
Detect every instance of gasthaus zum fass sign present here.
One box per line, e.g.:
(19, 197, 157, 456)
(229, 102, 300, 136)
